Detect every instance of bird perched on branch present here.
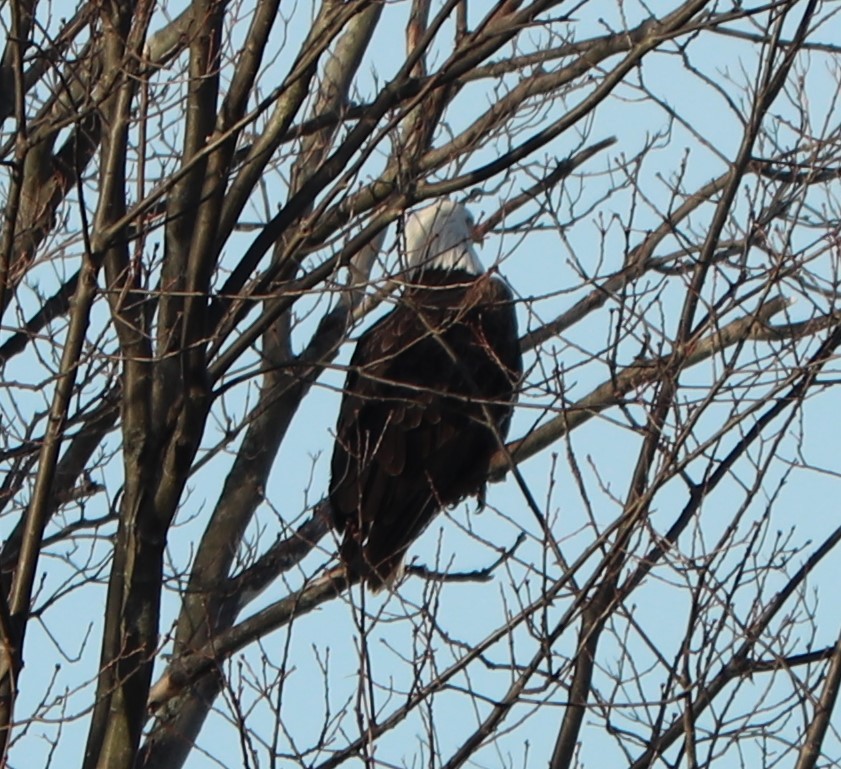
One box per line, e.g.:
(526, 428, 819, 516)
(329, 199, 522, 590)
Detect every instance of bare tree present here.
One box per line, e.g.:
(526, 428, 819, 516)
(0, 1, 840, 767)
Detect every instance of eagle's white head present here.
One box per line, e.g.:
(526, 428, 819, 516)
(403, 199, 485, 276)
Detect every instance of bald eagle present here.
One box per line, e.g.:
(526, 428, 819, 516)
(329, 200, 522, 589)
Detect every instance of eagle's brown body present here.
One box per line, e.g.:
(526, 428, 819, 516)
(329, 267, 521, 588)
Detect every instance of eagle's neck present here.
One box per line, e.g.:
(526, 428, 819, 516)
(410, 243, 484, 278)
(405, 267, 485, 292)
(428, 244, 483, 274)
